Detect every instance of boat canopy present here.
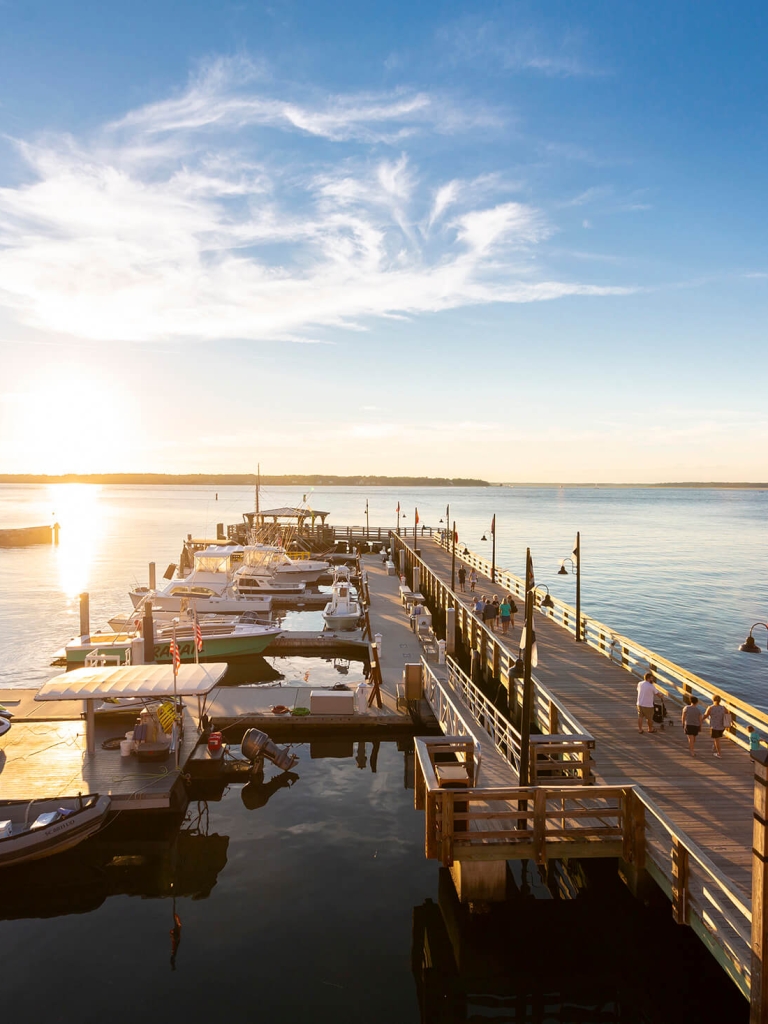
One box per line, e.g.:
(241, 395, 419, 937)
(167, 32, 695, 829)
(35, 663, 228, 701)
(193, 549, 234, 573)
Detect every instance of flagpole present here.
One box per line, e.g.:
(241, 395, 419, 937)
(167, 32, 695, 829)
(172, 618, 180, 770)
(397, 503, 400, 536)
(365, 499, 369, 538)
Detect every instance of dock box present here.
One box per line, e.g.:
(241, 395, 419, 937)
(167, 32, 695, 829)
(385, 561, 396, 576)
(403, 663, 423, 701)
(309, 690, 356, 715)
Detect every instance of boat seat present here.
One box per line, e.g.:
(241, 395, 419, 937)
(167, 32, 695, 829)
(0, 820, 12, 839)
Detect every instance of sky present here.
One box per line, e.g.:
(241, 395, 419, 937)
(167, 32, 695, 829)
(0, 0, 766, 482)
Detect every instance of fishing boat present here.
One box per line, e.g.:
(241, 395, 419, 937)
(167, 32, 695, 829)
(60, 616, 282, 669)
(243, 543, 331, 585)
(0, 795, 111, 868)
(322, 568, 362, 631)
(129, 548, 272, 617)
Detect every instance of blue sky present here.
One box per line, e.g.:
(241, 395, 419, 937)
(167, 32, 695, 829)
(0, 0, 766, 480)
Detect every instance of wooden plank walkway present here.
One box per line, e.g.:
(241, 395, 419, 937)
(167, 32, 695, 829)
(417, 539, 755, 896)
(0, 710, 197, 809)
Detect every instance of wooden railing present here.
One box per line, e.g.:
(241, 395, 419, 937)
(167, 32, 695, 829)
(392, 533, 594, 743)
(434, 533, 768, 752)
(413, 732, 752, 999)
(421, 658, 594, 784)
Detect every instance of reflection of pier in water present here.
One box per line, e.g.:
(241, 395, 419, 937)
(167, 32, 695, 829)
(411, 865, 744, 1024)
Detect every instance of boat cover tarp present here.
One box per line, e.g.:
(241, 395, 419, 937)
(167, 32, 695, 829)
(35, 663, 228, 701)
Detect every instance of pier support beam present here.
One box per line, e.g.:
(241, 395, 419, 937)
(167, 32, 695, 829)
(750, 752, 768, 1023)
(450, 860, 507, 903)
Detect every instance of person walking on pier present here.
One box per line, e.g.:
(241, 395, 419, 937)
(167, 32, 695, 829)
(682, 696, 704, 755)
(469, 569, 478, 593)
(499, 595, 512, 635)
(482, 597, 496, 632)
(703, 695, 727, 758)
(458, 565, 466, 592)
(473, 594, 484, 619)
(636, 671, 660, 734)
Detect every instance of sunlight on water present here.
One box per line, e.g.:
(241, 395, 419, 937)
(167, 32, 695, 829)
(50, 483, 106, 601)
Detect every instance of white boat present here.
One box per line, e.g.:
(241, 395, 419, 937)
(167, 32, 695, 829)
(129, 548, 273, 617)
(0, 794, 111, 868)
(322, 568, 362, 631)
(233, 547, 307, 595)
(245, 543, 331, 585)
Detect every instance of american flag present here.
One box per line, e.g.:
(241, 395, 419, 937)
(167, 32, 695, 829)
(169, 636, 181, 673)
(194, 614, 204, 653)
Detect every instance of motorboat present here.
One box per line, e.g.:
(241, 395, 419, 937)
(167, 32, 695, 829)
(60, 616, 282, 669)
(322, 568, 362, 631)
(245, 543, 331, 585)
(233, 547, 307, 595)
(129, 548, 272, 617)
(0, 795, 111, 868)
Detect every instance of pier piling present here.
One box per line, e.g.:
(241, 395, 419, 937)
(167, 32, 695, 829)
(79, 592, 90, 640)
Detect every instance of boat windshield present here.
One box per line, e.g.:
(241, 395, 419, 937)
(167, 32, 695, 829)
(169, 586, 217, 597)
(194, 554, 231, 574)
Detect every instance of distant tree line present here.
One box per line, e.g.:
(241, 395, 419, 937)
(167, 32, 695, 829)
(0, 473, 491, 487)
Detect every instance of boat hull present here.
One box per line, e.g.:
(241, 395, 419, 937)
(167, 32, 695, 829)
(65, 630, 280, 668)
(0, 795, 111, 868)
(322, 608, 362, 631)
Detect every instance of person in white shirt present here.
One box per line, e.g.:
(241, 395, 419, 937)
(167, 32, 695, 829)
(636, 672, 660, 734)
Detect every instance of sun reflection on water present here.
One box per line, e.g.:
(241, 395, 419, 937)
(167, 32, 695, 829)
(50, 484, 106, 601)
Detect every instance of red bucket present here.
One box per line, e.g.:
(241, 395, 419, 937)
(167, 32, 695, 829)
(207, 731, 223, 753)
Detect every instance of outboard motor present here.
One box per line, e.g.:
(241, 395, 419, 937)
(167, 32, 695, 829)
(241, 729, 299, 772)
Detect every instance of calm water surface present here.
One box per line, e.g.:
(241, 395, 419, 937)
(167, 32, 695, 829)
(0, 483, 766, 702)
(0, 740, 748, 1023)
(0, 484, 758, 1021)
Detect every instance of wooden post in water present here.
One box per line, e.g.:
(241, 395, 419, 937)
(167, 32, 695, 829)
(53, 521, 60, 544)
(79, 592, 90, 640)
(750, 751, 768, 1023)
(149, 562, 156, 590)
(142, 601, 155, 664)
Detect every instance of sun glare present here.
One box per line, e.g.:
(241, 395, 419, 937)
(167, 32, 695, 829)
(50, 484, 106, 600)
(3, 375, 130, 475)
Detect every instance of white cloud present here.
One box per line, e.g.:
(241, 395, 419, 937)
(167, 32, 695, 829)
(0, 59, 633, 345)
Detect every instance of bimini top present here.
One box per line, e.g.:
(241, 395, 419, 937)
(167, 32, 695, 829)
(35, 663, 228, 701)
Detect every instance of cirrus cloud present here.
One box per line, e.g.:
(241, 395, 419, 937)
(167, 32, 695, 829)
(0, 57, 632, 345)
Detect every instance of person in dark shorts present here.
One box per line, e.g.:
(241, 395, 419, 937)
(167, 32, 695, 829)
(682, 696, 704, 756)
(703, 694, 727, 758)
(457, 565, 466, 592)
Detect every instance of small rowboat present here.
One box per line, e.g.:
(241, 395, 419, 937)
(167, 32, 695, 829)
(0, 795, 111, 868)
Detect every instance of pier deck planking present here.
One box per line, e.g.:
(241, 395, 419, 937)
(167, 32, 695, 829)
(417, 539, 754, 895)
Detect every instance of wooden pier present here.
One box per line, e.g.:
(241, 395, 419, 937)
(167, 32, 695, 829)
(378, 531, 768, 1016)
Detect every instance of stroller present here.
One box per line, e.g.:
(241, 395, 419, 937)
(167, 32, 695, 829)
(653, 694, 672, 729)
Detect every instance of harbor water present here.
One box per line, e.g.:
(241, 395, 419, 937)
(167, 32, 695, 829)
(0, 483, 766, 700)
(0, 483, 759, 1021)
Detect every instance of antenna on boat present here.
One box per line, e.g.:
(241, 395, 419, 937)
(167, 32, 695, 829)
(255, 463, 260, 515)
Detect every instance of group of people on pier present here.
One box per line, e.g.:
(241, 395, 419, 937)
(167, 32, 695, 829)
(456, 565, 518, 636)
(636, 672, 760, 757)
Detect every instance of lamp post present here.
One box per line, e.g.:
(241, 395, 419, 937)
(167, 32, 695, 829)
(740, 623, 768, 653)
(558, 531, 581, 641)
(365, 499, 369, 537)
(481, 516, 496, 583)
(518, 548, 536, 787)
(451, 520, 457, 591)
